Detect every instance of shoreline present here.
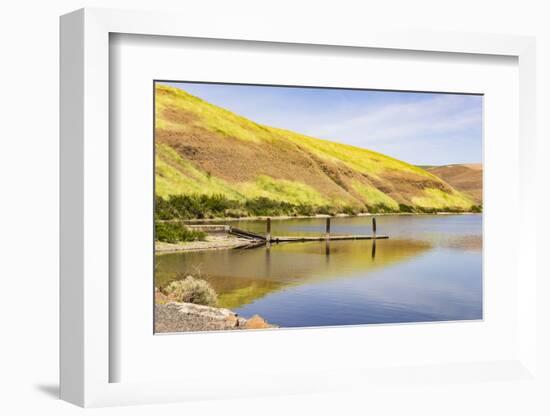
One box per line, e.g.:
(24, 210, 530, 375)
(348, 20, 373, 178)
(155, 234, 251, 253)
(166, 211, 482, 224)
(156, 212, 482, 253)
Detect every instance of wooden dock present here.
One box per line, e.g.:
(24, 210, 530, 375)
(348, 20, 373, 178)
(228, 227, 267, 240)
(227, 217, 388, 248)
(269, 235, 388, 242)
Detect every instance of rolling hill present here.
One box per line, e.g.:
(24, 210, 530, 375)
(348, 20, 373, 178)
(155, 84, 478, 216)
(426, 164, 483, 205)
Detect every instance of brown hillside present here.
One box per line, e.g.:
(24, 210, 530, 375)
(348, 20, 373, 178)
(427, 164, 483, 204)
(155, 84, 476, 212)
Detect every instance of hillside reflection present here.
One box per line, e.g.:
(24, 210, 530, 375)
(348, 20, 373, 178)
(155, 238, 431, 309)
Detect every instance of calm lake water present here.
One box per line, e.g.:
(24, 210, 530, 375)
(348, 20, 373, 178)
(155, 215, 482, 328)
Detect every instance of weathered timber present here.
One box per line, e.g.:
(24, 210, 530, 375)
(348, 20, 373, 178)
(225, 219, 389, 250)
(228, 227, 266, 241)
(271, 235, 388, 242)
(266, 217, 272, 242)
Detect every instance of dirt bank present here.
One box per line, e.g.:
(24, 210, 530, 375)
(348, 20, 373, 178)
(155, 234, 252, 253)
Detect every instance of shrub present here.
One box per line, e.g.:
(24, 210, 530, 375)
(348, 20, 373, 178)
(245, 197, 293, 216)
(155, 221, 206, 243)
(156, 193, 471, 219)
(368, 203, 394, 214)
(161, 276, 218, 306)
(342, 205, 359, 215)
(398, 204, 414, 213)
(156, 194, 241, 219)
(296, 203, 314, 216)
(471, 205, 482, 213)
(417, 206, 437, 214)
(224, 208, 249, 218)
(155, 195, 179, 220)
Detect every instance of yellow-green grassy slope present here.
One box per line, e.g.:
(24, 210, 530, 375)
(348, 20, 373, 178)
(155, 84, 475, 212)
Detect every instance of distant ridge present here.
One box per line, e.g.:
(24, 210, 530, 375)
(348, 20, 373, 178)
(426, 164, 483, 204)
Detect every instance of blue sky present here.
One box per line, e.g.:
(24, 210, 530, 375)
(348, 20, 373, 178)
(160, 81, 483, 166)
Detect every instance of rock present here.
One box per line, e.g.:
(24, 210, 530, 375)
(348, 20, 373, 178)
(244, 314, 271, 329)
(171, 302, 235, 320)
(224, 314, 239, 328)
(154, 302, 275, 333)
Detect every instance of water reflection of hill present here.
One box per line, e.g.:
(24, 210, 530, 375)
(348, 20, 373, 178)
(155, 238, 432, 309)
(442, 235, 482, 252)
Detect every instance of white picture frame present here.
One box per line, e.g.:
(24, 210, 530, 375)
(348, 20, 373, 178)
(60, 7, 537, 407)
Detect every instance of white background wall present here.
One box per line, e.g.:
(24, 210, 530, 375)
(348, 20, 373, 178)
(0, 1, 548, 414)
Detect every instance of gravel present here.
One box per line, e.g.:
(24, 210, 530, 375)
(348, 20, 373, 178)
(154, 302, 275, 333)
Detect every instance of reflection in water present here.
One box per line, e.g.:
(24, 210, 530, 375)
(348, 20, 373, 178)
(265, 242, 271, 278)
(155, 215, 482, 327)
(156, 238, 431, 305)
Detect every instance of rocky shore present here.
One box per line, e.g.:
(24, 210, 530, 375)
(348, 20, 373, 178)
(154, 301, 276, 333)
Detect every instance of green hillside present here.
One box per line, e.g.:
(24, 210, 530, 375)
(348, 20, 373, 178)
(155, 84, 477, 218)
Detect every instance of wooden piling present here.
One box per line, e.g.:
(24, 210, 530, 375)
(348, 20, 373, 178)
(266, 217, 272, 242)
(231, 215, 388, 250)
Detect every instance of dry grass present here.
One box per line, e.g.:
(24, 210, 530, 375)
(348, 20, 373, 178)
(427, 164, 483, 204)
(155, 83, 476, 212)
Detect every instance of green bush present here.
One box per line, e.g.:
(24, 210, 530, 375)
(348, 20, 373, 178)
(155, 194, 241, 220)
(155, 193, 475, 220)
(224, 208, 249, 218)
(416, 206, 463, 214)
(368, 203, 394, 213)
(342, 205, 360, 215)
(417, 206, 437, 214)
(155, 221, 206, 243)
(295, 203, 314, 216)
(398, 204, 414, 213)
(161, 276, 218, 306)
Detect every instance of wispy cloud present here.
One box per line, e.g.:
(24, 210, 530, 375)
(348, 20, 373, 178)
(307, 94, 482, 147)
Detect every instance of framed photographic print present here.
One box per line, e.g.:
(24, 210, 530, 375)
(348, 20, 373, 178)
(152, 80, 484, 334)
(60, 8, 538, 407)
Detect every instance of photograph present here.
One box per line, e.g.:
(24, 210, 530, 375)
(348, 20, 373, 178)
(153, 81, 483, 333)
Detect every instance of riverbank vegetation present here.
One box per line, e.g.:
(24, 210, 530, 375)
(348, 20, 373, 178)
(155, 220, 206, 243)
(155, 194, 482, 221)
(159, 275, 218, 306)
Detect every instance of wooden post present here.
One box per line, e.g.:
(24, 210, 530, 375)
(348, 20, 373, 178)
(266, 217, 271, 242)
(372, 217, 377, 237)
(325, 217, 331, 240)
